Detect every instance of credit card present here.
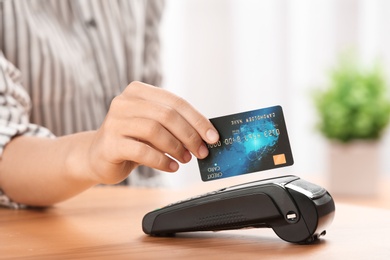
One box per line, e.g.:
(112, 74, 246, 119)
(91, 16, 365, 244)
(197, 105, 294, 181)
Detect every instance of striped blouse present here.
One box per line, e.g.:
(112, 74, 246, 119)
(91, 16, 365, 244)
(0, 0, 164, 208)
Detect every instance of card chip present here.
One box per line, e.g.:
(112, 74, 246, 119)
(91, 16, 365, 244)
(273, 154, 286, 165)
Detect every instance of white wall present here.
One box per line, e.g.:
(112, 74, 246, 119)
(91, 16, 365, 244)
(159, 0, 390, 188)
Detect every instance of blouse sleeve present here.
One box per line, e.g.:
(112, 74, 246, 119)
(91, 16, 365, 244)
(0, 51, 55, 209)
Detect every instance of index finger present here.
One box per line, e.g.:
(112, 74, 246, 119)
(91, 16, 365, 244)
(126, 82, 220, 144)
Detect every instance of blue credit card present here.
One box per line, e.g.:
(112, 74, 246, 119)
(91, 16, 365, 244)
(197, 105, 294, 181)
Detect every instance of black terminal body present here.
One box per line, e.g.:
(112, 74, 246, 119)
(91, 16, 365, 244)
(142, 175, 335, 244)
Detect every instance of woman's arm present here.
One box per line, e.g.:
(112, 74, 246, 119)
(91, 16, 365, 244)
(0, 132, 98, 206)
(0, 81, 219, 207)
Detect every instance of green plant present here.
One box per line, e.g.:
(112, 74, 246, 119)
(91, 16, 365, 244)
(313, 54, 390, 143)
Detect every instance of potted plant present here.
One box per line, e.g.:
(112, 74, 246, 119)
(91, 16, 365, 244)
(313, 53, 390, 197)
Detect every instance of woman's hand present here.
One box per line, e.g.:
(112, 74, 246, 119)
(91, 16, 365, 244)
(0, 81, 218, 206)
(88, 81, 220, 184)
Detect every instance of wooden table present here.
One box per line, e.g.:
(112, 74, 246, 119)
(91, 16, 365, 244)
(1, 185, 390, 259)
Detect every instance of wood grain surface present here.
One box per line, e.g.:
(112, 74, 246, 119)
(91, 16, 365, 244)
(1, 185, 389, 259)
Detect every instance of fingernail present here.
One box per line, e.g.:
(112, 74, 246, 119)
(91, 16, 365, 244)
(183, 150, 192, 163)
(169, 161, 179, 171)
(198, 144, 209, 159)
(206, 129, 219, 143)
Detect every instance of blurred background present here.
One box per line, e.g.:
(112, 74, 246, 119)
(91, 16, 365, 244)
(156, 0, 390, 189)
